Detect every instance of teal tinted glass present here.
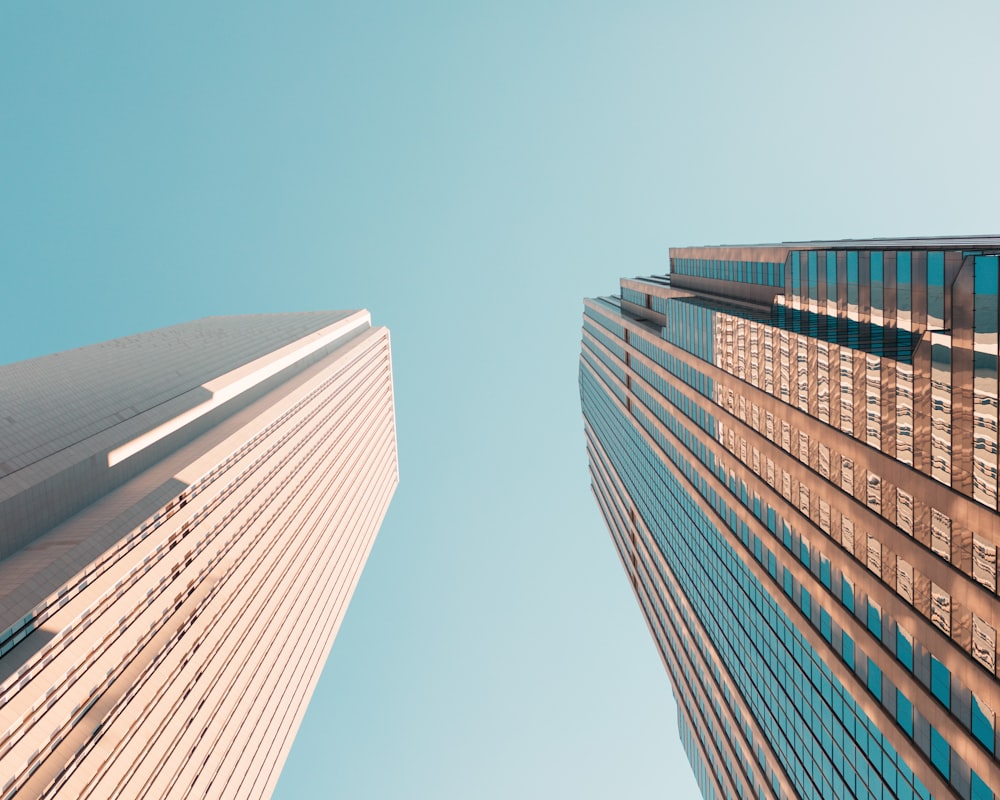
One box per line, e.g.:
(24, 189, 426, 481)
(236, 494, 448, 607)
(847, 251, 859, 306)
(976, 255, 1000, 294)
(896, 628, 914, 670)
(808, 251, 818, 301)
(928, 251, 945, 327)
(898, 251, 912, 313)
(868, 658, 882, 700)
(930, 657, 951, 708)
(972, 696, 995, 752)
(871, 251, 883, 310)
(896, 690, 914, 735)
(930, 727, 950, 779)
(867, 601, 882, 638)
(975, 256, 999, 337)
(826, 251, 837, 302)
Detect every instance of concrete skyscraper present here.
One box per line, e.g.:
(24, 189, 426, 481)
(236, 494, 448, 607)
(580, 238, 1000, 799)
(0, 311, 398, 798)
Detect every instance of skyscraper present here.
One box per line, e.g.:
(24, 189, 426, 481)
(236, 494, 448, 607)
(580, 238, 1000, 800)
(0, 311, 398, 798)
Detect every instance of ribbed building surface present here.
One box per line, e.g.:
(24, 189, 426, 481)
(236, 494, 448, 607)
(0, 311, 398, 798)
(580, 238, 1000, 800)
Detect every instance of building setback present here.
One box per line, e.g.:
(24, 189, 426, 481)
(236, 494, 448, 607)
(580, 238, 1000, 799)
(0, 311, 398, 798)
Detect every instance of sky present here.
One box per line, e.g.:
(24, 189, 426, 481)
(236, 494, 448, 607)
(2, 2, 1000, 798)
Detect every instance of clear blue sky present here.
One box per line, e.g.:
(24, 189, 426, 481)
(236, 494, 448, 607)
(2, 3, 999, 798)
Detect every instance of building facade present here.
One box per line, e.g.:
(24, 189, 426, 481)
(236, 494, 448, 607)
(0, 311, 398, 798)
(580, 238, 1000, 800)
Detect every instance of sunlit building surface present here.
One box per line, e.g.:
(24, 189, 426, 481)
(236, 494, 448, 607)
(0, 311, 398, 798)
(580, 238, 1000, 799)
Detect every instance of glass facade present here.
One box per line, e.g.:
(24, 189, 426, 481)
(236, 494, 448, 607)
(581, 237, 1000, 800)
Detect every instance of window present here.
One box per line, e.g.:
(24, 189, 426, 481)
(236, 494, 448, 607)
(930, 509, 951, 561)
(931, 583, 952, 636)
(866, 471, 882, 513)
(867, 535, 882, 576)
(897, 626, 914, 671)
(842, 457, 854, 494)
(930, 657, 951, 708)
(841, 516, 855, 554)
(972, 615, 997, 673)
(818, 443, 830, 479)
(897, 489, 914, 534)
(973, 533, 997, 592)
(867, 600, 882, 639)
(971, 693, 995, 753)
(897, 558, 914, 604)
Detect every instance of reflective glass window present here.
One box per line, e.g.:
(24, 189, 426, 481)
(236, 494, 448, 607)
(827, 251, 837, 303)
(971, 693, 995, 753)
(808, 251, 819, 302)
(871, 251, 884, 312)
(896, 626, 914, 670)
(898, 251, 912, 314)
(928, 251, 945, 329)
(930, 657, 950, 708)
(929, 726, 950, 779)
(847, 251, 859, 308)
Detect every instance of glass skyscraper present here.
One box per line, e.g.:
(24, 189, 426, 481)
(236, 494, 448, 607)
(0, 311, 397, 798)
(580, 238, 1000, 799)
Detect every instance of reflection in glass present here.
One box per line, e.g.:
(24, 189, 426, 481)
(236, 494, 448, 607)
(897, 489, 914, 534)
(973, 619, 997, 673)
(931, 583, 952, 636)
(808, 251, 819, 305)
(898, 251, 912, 330)
(840, 349, 854, 435)
(736, 318, 747, 381)
(930, 508, 952, 561)
(896, 363, 915, 466)
(974, 255, 999, 508)
(819, 498, 831, 534)
(928, 251, 945, 330)
(797, 339, 809, 412)
(897, 558, 914, 603)
(871, 251, 884, 326)
(930, 333, 953, 486)
(826, 251, 837, 305)
(818, 442, 831, 479)
(779, 330, 791, 404)
(763, 326, 775, 394)
(973, 533, 997, 592)
(842, 516, 855, 553)
(867, 471, 882, 513)
(847, 251, 859, 316)
(817, 342, 831, 423)
(867, 535, 882, 575)
(842, 457, 854, 495)
(866, 355, 881, 449)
